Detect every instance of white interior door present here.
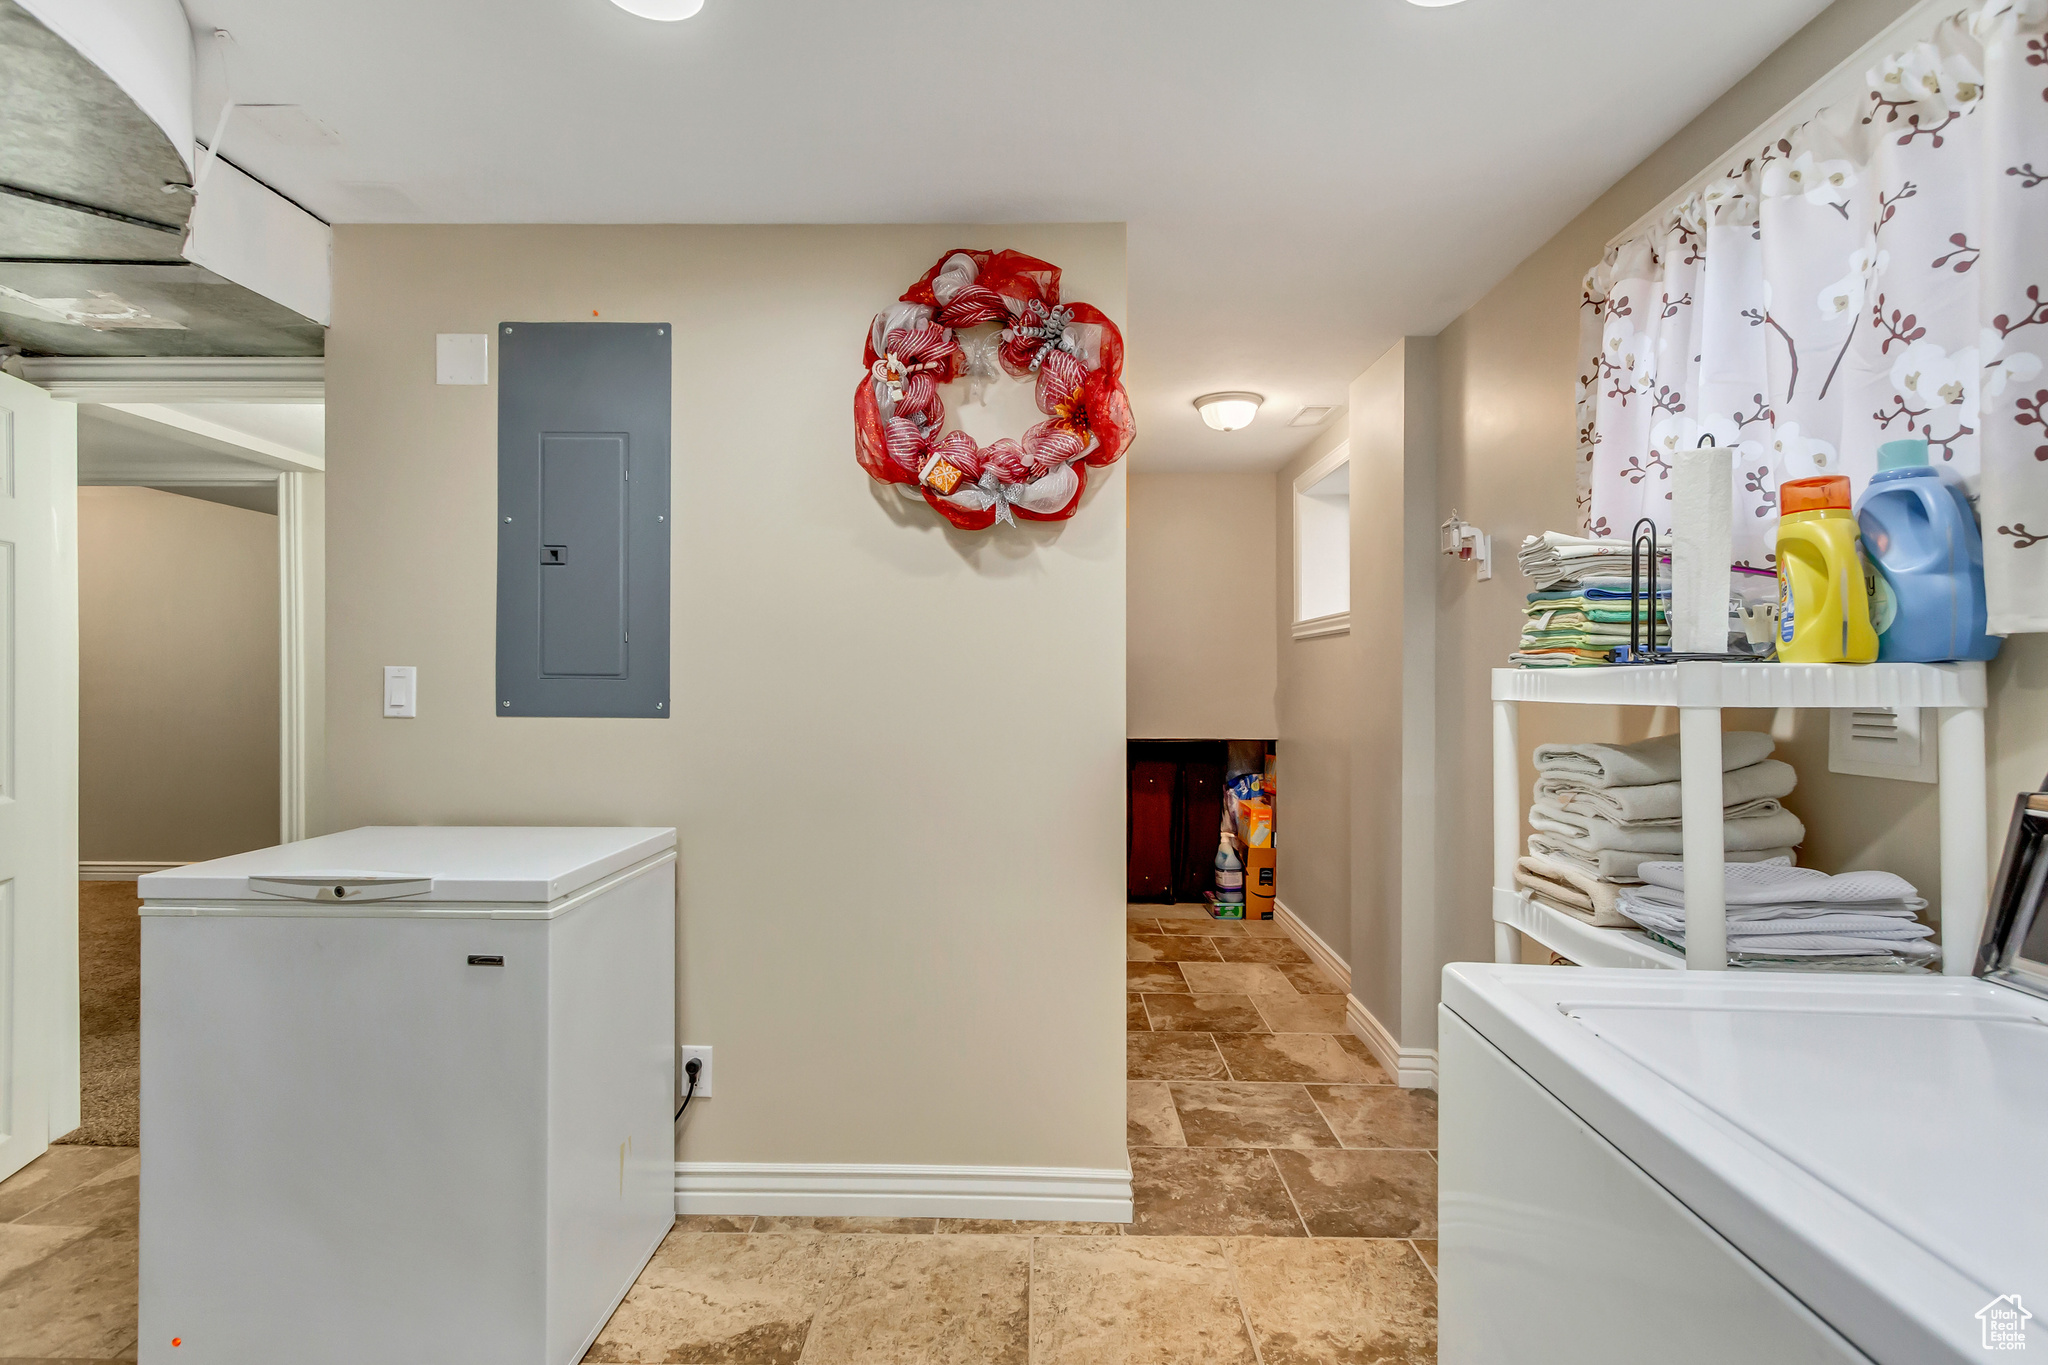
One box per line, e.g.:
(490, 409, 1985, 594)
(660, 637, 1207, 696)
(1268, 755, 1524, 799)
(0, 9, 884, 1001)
(0, 371, 79, 1180)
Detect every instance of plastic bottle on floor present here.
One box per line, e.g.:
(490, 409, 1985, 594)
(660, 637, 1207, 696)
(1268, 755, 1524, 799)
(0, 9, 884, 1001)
(1777, 475, 1878, 664)
(1855, 437, 2001, 662)
(1214, 837, 1244, 904)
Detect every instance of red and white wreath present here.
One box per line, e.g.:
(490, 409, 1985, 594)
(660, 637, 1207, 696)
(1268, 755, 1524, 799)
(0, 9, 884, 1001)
(854, 248, 1134, 530)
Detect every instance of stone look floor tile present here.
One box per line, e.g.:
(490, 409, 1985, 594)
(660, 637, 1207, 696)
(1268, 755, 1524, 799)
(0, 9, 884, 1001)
(804, 1234, 1029, 1365)
(1167, 1083, 1340, 1150)
(674, 1215, 757, 1232)
(1214, 1033, 1387, 1084)
(1274, 962, 1347, 995)
(1250, 993, 1349, 1034)
(1127, 1149, 1304, 1237)
(1142, 905, 1216, 922)
(1229, 1236, 1437, 1365)
(1126, 1032, 1226, 1081)
(0, 1225, 139, 1360)
(0, 1148, 135, 1224)
(934, 1220, 1125, 1235)
(1237, 918, 1290, 938)
(0, 1222, 95, 1281)
(1214, 938, 1312, 965)
(1127, 1081, 1187, 1147)
(585, 1230, 865, 1363)
(1125, 916, 1161, 935)
(1127, 995, 1151, 1030)
(752, 1217, 938, 1234)
(12, 1173, 140, 1235)
(1126, 963, 1189, 995)
(1150, 919, 1242, 937)
(1305, 1085, 1438, 1149)
(1269, 1150, 1438, 1238)
(1141, 994, 1267, 1034)
(1176, 962, 1296, 997)
(1030, 1236, 1257, 1365)
(1412, 1239, 1438, 1272)
(1127, 934, 1222, 964)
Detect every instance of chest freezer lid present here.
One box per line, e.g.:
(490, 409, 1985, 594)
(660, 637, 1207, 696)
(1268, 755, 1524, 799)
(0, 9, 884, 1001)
(138, 826, 676, 904)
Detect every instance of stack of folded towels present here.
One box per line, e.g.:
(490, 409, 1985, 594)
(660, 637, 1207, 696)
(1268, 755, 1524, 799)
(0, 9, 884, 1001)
(1514, 532, 1666, 668)
(1515, 730, 1803, 929)
(1617, 860, 1937, 971)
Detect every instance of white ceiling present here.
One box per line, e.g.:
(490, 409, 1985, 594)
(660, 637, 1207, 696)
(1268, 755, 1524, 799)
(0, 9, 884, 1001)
(180, 0, 1829, 472)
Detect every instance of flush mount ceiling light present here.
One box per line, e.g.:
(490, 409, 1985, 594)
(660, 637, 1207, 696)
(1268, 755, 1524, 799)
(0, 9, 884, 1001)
(1195, 392, 1264, 432)
(609, 0, 703, 18)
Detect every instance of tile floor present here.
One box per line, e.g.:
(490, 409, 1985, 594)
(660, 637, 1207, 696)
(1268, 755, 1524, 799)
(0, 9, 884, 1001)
(0, 902, 1438, 1363)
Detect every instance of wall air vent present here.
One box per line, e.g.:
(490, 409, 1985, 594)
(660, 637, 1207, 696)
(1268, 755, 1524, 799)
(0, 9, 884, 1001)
(1828, 705, 1937, 783)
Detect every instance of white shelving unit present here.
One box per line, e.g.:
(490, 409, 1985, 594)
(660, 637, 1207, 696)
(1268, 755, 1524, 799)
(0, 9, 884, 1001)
(1492, 660, 1989, 973)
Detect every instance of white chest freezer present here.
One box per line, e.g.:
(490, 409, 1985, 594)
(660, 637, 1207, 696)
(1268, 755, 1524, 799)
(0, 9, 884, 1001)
(1439, 964, 2047, 1365)
(137, 826, 678, 1365)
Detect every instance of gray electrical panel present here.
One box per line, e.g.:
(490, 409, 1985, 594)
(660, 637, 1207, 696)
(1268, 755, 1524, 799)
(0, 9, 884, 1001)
(496, 322, 670, 718)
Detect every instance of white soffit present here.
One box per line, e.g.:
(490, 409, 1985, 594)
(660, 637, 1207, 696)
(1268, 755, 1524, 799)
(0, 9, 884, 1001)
(179, 0, 1834, 471)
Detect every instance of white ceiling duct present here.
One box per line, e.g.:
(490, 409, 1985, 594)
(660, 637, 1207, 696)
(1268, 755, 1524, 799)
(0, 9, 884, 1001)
(15, 0, 194, 166)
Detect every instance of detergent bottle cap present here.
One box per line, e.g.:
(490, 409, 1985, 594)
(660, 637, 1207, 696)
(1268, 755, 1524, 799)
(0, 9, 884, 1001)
(1781, 475, 1852, 514)
(1877, 438, 1931, 471)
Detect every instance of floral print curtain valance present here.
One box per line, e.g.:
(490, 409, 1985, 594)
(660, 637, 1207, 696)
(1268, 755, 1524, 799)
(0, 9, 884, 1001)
(1577, 0, 2048, 634)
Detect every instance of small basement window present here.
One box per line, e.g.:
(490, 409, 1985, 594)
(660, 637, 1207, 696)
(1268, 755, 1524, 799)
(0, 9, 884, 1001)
(1293, 444, 1349, 637)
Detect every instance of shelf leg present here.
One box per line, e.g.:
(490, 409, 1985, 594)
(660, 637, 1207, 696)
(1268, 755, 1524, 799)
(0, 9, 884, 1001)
(1679, 705, 1726, 970)
(1493, 699, 1520, 965)
(1937, 705, 1988, 976)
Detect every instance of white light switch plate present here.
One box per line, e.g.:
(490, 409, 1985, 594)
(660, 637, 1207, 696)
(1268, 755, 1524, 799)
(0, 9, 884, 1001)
(436, 333, 489, 385)
(680, 1046, 713, 1098)
(383, 665, 417, 718)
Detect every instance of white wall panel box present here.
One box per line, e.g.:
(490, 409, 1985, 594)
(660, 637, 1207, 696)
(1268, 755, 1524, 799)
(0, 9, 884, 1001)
(436, 333, 490, 385)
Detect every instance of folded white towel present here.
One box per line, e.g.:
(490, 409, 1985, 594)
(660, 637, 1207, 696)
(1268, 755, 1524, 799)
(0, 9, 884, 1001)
(1530, 801, 1806, 854)
(1533, 731, 1776, 788)
(1618, 901, 1935, 939)
(1634, 860, 1922, 906)
(1529, 834, 1797, 883)
(1536, 758, 1798, 822)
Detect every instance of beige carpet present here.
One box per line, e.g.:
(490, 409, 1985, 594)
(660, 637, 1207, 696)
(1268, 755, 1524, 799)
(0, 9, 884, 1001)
(55, 880, 142, 1147)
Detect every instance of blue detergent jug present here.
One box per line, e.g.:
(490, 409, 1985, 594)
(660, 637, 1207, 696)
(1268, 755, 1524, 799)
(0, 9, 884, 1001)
(1854, 438, 2000, 662)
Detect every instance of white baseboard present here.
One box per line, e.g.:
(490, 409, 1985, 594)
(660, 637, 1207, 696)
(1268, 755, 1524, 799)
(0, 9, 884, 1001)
(1345, 994, 1440, 1090)
(674, 1163, 1133, 1222)
(1275, 899, 1438, 1090)
(79, 860, 184, 881)
(1273, 899, 1350, 990)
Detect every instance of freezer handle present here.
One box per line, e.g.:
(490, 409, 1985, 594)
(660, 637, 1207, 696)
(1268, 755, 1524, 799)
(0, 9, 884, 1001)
(246, 875, 434, 903)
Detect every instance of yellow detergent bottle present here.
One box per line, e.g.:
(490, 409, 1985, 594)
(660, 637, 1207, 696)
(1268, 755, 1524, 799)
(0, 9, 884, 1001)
(1777, 475, 1878, 663)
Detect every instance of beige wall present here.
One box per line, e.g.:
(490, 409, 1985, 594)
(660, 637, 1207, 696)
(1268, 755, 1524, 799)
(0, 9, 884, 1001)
(1427, 0, 2017, 1007)
(79, 485, 279, 862)
(1274, 423, 1353, 962)
(1127, 472, 1276, 739)
(324, 224, 1128, 1174)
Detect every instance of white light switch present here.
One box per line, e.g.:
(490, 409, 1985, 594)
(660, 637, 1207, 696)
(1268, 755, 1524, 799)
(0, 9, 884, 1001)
(436, 333, 489, 385)
(383, 666, 417, 718)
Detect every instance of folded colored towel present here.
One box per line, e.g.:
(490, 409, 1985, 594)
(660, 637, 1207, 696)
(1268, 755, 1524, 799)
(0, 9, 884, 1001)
(1533, 730, 1776, 788)
(1536, 758, 1797, 822)
(1529, 834, 1797, 883)
(1513, 856, 1635, 928)
(1518, 533, 1645, 588)
(1510, 648, 1615, 668)
(1530, 800, 1805, 854)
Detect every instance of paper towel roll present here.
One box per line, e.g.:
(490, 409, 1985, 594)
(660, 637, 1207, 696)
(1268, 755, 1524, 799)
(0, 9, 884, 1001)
(1671, 445, 1734, 654)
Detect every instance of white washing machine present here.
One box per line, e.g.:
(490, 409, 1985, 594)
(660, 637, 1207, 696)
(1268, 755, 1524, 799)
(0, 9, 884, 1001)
(1439, 960, 2045, 1364)
(137, 826, 678, 1365)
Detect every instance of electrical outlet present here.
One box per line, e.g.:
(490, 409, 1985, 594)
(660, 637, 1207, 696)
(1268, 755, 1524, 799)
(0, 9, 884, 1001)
(680, 1046, 713, 1098)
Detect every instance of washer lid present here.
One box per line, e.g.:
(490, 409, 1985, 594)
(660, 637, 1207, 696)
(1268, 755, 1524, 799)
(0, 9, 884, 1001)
(139, 826, 676, 904)
(1564, 1000, 2048, 1306)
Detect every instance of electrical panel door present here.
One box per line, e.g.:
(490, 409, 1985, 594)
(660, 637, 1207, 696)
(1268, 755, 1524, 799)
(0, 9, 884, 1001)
(496, 322, 670, 718)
